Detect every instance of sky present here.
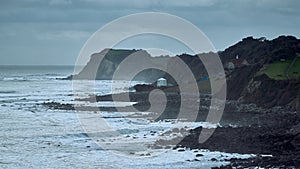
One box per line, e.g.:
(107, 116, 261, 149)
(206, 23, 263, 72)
(0, 0, 299, 65)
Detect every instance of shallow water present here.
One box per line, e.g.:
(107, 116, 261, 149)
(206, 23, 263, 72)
(0, 66, 252, 168)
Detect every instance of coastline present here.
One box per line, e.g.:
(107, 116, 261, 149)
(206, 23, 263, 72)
(43, 89, 300, 168)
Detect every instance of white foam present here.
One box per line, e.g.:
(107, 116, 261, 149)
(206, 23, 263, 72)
(0, 78, 254, 168)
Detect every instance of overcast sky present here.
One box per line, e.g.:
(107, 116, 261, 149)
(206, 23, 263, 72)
(0, 0, 299, 65)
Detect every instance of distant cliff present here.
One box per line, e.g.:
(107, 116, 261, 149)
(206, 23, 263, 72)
(65, 49, 168, 83)
(66, 36, 300, 110)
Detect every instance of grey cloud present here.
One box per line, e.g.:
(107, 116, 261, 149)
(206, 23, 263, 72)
(0, 0, 299, 65)
(36, 30, 91, 40)
(49, 0, 73, 6)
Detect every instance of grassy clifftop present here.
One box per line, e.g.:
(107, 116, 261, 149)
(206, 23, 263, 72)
(258, 57, 300, 80)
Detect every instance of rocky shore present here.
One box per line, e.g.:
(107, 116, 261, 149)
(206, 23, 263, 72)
(47, 35, 300, 168)
(42, 89, 300, 168)
(179, 123, 300, 168)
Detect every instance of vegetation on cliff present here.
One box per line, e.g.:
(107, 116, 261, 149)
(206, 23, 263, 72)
(66, 35, 300, 110)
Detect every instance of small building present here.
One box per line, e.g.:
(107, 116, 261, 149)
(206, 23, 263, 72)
(224, 57, 249, 70)
(157, 78, 167, 87)
(241, 59, 249, 66)
(280, 58, 286, 62)
(224, 62, 235, 70)
(232, 58, 249, 67)
(201, 77, 209, 81)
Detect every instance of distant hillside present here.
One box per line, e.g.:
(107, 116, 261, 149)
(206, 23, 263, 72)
(66, 35, 300, 110)
(220, 35, 300, 110)
(220, 36, 299, 64)
(65, 49, 168, 82)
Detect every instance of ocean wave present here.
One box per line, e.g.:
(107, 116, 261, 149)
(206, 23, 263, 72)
(0, 75, 62, 81)
(1, 77, 30, 82)
(26, 73, 62, 77)
(0, 90, 17, 94)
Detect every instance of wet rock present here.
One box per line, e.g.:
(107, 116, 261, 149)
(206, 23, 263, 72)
(211, 158, 217, 161)
(196, 154, 204, 157)
(211, 167, 219, 169)
(164, 145, 172, 149)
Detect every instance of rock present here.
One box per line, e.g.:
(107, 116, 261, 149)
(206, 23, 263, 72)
(211, 158, 218, 161)
(164, 145, 172, 149)
(211, 167, 219, 169)
(196, 154, 204, 157)
(289, 124, 300, 135)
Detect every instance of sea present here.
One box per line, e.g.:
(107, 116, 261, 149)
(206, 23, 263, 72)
(0, 66, 252, 169)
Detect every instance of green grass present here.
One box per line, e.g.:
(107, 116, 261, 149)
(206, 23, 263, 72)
(287, 58, 300, 79)
(258, 58, 300, 80)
